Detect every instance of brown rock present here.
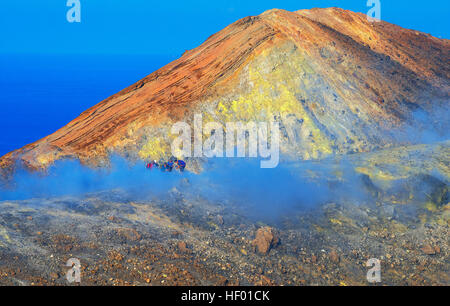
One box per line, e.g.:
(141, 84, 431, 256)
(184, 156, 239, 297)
(115, 228, 141, 242)
(329, 250, 340, 263)
(421, 244, 436, 255)
(217, 215, 224, 225)
(252, 227, 280, 255)
(434, 245, 440, 254)
(177, 241, 189, 253)
(50, 272, 59, 280)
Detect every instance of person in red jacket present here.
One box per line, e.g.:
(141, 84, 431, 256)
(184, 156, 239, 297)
(146, 160, 158, 170)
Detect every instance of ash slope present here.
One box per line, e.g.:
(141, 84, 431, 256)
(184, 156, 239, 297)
(0, 143, 448, 285)
(1, 7, 449, 174)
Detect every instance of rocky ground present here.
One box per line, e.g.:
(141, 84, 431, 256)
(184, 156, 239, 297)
(0, 174, 448, 286)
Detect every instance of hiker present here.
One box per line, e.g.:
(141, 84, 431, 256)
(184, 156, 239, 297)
(166, 160, 174, 172)
(151, 160, 158, 169)
(175, 159, 186, 172)
(146, 160, 159, 170)
(150, 158, 183, 173)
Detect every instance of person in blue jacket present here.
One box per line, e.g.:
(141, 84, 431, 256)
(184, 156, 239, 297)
(175, 159, 186, 172)
(166, 161, 174, 172)
(160, 162, 168, 172)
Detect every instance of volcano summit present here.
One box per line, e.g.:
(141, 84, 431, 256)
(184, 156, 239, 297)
(1, 7, 449, 173)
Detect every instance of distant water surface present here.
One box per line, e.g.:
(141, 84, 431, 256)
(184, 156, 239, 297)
(0, 54, 176, 156)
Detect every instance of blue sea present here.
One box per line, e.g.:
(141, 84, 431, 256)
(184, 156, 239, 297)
(0, 54, 176, 156)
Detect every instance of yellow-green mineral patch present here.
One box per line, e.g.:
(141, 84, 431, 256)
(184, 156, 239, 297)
(138, 137, 170, 161)
(213, 45, 333, 160)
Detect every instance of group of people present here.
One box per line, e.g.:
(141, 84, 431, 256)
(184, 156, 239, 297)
(146, 157, 186, 172)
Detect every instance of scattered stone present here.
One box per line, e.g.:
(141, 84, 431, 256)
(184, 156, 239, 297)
(171, 230, 182, 238)
(108, 250, 124, 261)
(52, 234, 78, 252)
(49, 272, 59, 280)
(252, 227, 280, 255)
(177, 241, 189, 253)
(214, 275, 228, 286)
(260, 275, 274, 286)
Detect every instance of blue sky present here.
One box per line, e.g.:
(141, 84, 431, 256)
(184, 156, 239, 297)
(1, 0, 449, 56)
